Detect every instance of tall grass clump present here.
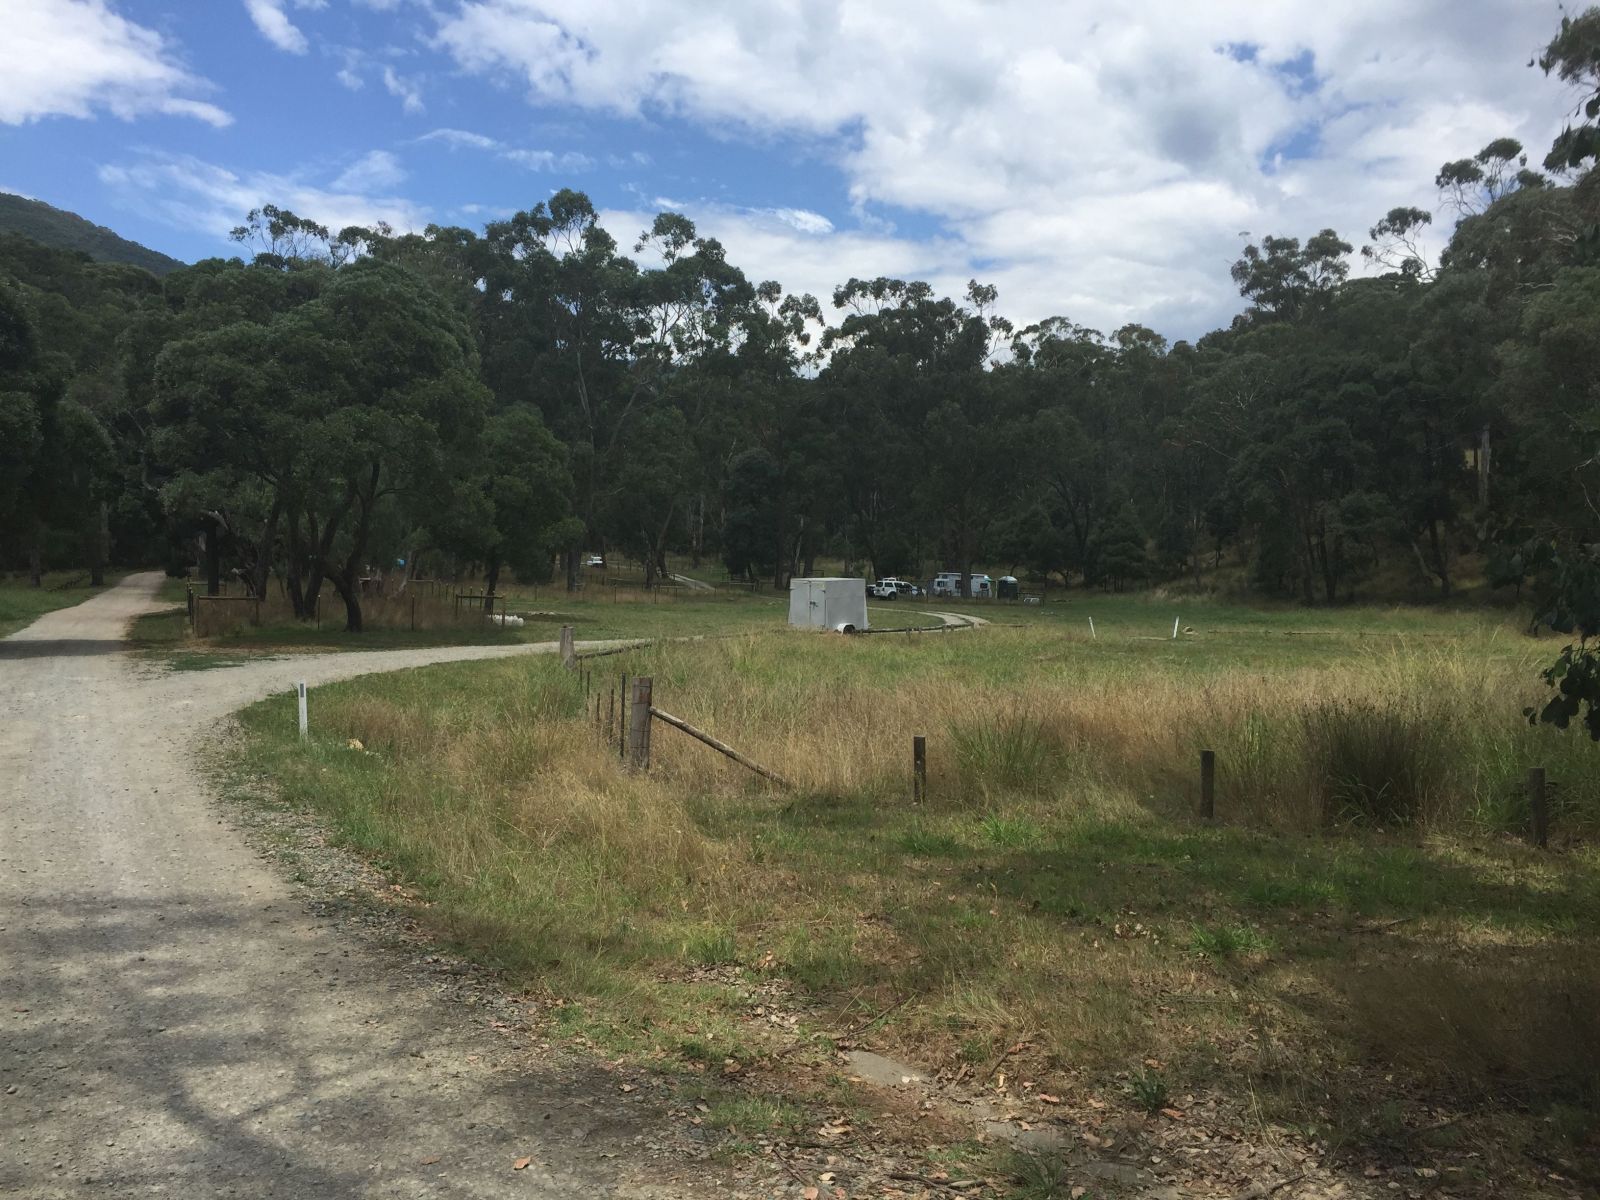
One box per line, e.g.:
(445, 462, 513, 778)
(948, 706, 1065, 801)
(1300, 697, 1438, 827)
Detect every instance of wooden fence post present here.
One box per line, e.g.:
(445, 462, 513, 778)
(1200, 749, 1216, 820)
(913, 735, 927, 803)
(619, 673, 628, 759)
(560, 624, 576, 669)
(1528, 766, 1548, 848)
(608, 687, 616, 740)
(627, 676, 653, 771)
(410, 594, 417, 632)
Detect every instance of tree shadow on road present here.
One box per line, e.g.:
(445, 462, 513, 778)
(0, 892, 697, 1197)
(0, 638, 130, 659)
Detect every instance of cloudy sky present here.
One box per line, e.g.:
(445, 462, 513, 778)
(0, 0, 1577, 339)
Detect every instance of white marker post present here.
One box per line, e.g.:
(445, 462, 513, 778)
(1172, 616, 1180, 640)
(1088, 617, 1096, 640)
(296, 681, 308, 740)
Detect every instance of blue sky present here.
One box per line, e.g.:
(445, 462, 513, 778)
(0, 0, 1572, 339)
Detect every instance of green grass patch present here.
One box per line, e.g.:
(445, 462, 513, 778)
(0, 570, 125, 638)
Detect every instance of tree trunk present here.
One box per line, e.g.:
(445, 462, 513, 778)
(246, 500, 281, 599)
(772, 495, 788, 591)
(90, 501, 109, 587)
(330, 570, 363, 633)
(205, 517, 221, 596)
(1299, 528, 1316, 605)
(484, 557, 501, 609)
(1477, 424, 1491, 509)
(1429, 520, 1452, 599)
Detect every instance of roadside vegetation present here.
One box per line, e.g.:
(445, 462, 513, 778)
(233, 606, 1600, 1190)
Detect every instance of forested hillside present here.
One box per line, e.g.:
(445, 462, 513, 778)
(0, 193, 183, 276)
(3, 10, 1599, 634)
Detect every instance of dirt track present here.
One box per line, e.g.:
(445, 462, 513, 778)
(0, 573, 715, 1198)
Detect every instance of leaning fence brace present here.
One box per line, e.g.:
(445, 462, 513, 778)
(647, 704, 792, 789)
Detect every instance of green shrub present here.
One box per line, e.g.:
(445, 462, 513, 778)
(1129, 1068, 1171, 1113)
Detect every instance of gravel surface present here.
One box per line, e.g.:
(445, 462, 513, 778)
(0, 573, 733, 1198)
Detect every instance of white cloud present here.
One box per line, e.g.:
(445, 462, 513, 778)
(600, 201, 962, 312)
(431, 0, 1568, 337)
(416, 127, 593, 172)
(243, 0, 308, 55)
(1, 0, 229, 128)
(502, 147, 594, 171)
(333, 149, 407, 191)
(98, 150, 428, 244)
(382, 65, 424, 113)
(419, 127, 500, 151)
(767, 208, 834, 236)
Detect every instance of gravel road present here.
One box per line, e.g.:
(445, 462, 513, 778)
(0, 573, 718, 1198)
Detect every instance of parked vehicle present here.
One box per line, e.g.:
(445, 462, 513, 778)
(931, 572, 993, 598)
(584, 553, 605, 567)
(869, 578, 921, 599)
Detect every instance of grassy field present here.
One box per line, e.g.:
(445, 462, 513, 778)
(0, 570, 125, 638)
(229, 598, 1599, 1190)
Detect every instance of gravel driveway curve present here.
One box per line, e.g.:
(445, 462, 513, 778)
(0, 573, 711, 1198)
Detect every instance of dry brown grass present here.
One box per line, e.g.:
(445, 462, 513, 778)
(238, 618, 1600, 1178)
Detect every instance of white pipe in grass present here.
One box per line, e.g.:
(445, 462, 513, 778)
(1172, 616, 1180, 640)
(296, 681, 308, 739)
(1088, 616, 1096, 640)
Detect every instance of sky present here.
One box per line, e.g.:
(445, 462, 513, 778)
(0, 0, 1580, 341)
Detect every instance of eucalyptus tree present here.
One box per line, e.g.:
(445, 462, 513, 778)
(141, 259, 331, 599)
(818, 277, 1000, 588)
(1229, 229, 1353, 325)
(0, 239, 144, 582)
(153, 258, 489, 630)
(0, 284, 43, 573)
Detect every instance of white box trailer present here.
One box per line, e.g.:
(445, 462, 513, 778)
(788, 577, 869, 632)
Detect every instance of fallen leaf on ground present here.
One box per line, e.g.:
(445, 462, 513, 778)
(1160, 1107, 1186, 1120)
(419, 1156, 440, 1166)
(512, 1157, 532, 1170)
(803, 1189, 819, 1200)
(619, 1083, 635, 1093)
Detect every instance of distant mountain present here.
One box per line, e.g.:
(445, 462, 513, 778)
(0, 192, 184, 276)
